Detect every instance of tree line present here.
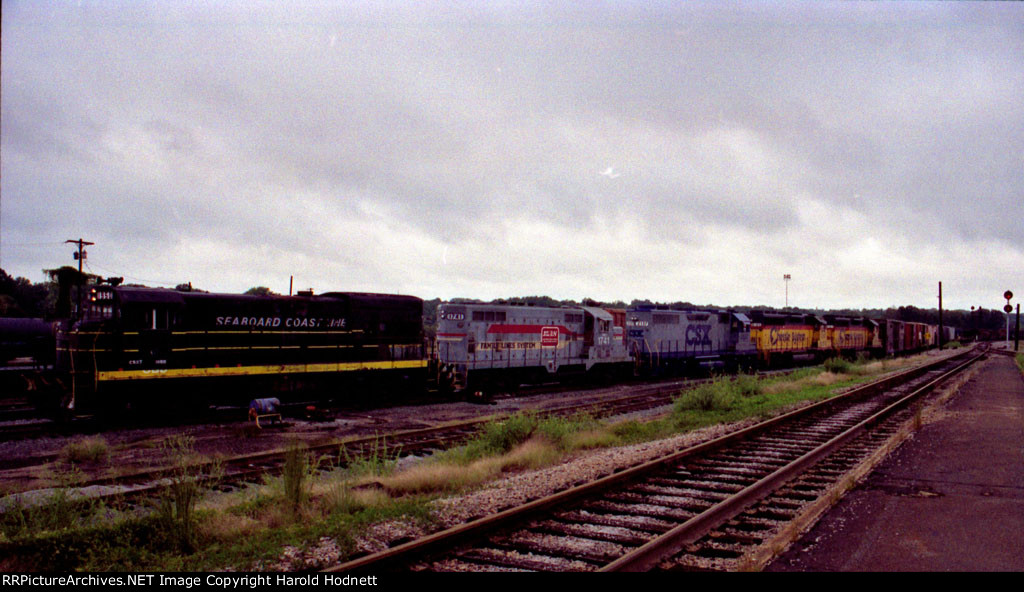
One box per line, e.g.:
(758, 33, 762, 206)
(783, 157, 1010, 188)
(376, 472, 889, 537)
(1, 268, 1012, 336)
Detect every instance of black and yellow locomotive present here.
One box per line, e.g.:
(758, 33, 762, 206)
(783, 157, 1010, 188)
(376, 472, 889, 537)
(52, 285, 427, 414)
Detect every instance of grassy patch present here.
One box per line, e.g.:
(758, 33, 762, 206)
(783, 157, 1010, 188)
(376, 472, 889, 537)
(60, 436, 110, 465)
(0, 471, 106, 541)
(155, 434, 222, 553)
(340, 436, 400, 479)
(0, 353, 933, 571)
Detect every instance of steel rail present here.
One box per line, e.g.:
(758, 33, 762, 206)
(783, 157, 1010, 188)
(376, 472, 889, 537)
(601, 349, 984, 571)
(3, 375, 707, 502)
(326, 348, 978, 573)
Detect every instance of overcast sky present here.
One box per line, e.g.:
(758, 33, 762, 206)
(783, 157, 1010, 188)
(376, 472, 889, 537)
(2, 1, 1022, 311)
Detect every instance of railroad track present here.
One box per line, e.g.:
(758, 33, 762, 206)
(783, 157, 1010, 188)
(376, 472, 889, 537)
(0, 369, 700, 443)
(325, 347, 985, 572)
(7, 374, 707, 504)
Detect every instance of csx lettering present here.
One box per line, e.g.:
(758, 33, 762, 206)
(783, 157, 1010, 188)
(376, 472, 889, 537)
(685, 324, 712, 347)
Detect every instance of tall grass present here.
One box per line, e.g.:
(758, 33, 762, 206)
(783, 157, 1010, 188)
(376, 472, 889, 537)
(0, 468, 101, 540)
(60, 436, 110, 465)
(282, 441, 311, 514)
(340, 437, 400, 479)
(674, 375, 763, 413)
(156, 435, 220, 553)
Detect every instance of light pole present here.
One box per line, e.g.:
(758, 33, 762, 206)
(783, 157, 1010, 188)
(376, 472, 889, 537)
(783, 274, 791, 308)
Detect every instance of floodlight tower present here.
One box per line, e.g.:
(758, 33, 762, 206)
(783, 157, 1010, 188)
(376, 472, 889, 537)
(784, 274, 791, 308)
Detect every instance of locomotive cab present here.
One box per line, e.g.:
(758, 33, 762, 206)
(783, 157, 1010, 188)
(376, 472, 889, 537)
(580, 306, 630, 368)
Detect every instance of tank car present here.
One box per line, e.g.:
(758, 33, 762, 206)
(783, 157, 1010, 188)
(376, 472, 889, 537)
(435, 302, 631, 393)
(0, 317, 55, 366)
(50, 285, 427, 414)
(624, 307, 755, 375)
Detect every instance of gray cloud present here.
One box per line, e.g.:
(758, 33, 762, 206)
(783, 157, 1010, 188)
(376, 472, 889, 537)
(2, 1, 1022, 309)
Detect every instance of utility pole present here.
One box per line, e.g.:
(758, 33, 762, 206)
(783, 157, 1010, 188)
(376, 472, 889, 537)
(783, 274, 791, 308)
(66, 238, 94, 319)
(938, 281, 943, 350)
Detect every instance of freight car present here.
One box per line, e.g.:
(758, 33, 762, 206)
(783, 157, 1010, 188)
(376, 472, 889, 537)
(46, 285, 427, 414)
(877, 319, 935, 356)
(0, 317, 54, 366)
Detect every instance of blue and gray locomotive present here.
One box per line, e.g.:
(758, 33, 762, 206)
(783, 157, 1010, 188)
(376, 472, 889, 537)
(435, 302, 758, 393)
(625, 307, 757, 375)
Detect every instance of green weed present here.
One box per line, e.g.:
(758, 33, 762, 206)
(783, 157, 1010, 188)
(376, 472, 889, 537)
(340, 436, 399, 479)
(155, 435, 219, 553)
(282, 441, 311, 513)
(60, 436, 110, 465)
(823, 356, 854, 374)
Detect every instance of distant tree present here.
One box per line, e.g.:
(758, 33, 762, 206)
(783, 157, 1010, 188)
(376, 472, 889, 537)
(503, 295, 564, 307)
(0, 268, 55, 317)
(244, 286, 278, 297)
(0, 294, 20, 316)
(421, 298, 441, 338)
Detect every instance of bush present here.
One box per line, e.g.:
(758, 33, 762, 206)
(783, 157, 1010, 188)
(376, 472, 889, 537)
(674, 380, 735, 412)
(60, 437, 110, 465)
(824, 356, 853, 374)
(733, 374, 763, 398)
(459, 413, 539, 461)
(535, 414, 598, 450)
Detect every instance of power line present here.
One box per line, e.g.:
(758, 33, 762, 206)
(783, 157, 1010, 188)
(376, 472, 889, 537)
(84, 262, 179, 287)
(0, 241, 68, 247)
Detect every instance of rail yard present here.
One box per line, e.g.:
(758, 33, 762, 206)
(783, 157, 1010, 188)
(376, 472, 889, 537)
(0, 265, 1020, 572)
(3, 341, 1020, 572)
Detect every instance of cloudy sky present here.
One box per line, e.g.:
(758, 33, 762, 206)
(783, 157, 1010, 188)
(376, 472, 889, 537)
(2, 1, 1022, 311)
